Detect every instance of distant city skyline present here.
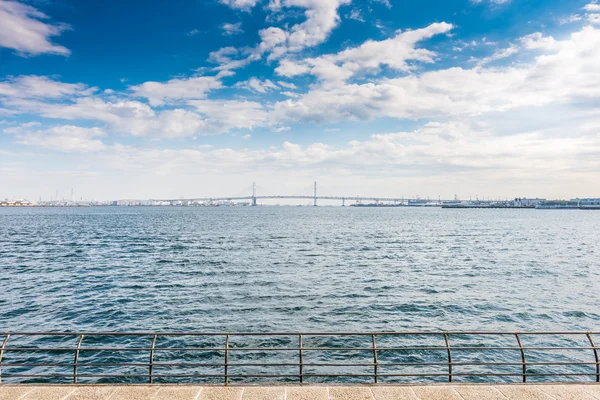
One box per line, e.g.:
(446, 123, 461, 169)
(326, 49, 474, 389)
(1, 0, 600, 201)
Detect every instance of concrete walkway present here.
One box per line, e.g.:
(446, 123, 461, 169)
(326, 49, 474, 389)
(1, 385, 600, 400)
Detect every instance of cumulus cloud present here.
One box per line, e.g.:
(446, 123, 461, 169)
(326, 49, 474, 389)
(0, 0, 70, 56)
(558, 14, 582, 25)
(272, 27, 600, 123)
(219, 0, 260, 11)
(209, 46, 258, 72)
(93, 119, 600, 186)
(259, 0, 351, 59)
(189, 99, 272, 133)
(584, 2, 600, 12)
(4, 124, 106, 152)
(275, 22, 454, 81)
(7, 97, 207, 138)
(519, 32, 559, 50)
(221, 22, 243, 35)
(471, 0, 511, 5)
(235, 77, 279, 93)
(277, 81, 297, 89)
(130, 75, 223, 106)
(209, 0, 351, 71)
(0, 75, 94, 99)
(475, 43, 519, 66)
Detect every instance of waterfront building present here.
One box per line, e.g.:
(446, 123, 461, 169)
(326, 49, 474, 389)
(573, 198, 600, 209)
(536, 200, 580, 209)
(511, 198, 545, 208)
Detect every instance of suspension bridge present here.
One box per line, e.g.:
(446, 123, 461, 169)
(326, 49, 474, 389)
(152, 182, 446, 207)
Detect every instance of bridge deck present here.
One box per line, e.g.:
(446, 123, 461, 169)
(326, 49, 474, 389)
(1, 385, 599, 400)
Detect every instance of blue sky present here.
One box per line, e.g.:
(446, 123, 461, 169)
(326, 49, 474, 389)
(1, 0, 599, 201)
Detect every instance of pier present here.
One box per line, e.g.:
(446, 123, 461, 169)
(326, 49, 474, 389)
(1, 384, 600, 400)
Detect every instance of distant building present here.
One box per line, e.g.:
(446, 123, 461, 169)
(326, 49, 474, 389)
(511, 198, 546, 208)
(573, 198, 600, 209)
(536, 200, 580, 209)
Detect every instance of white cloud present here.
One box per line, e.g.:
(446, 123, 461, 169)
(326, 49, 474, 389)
(558, 14, 582, 25)
(346, 9, 365, 22)
(582, 1, 600, 24)
(519, 32, 559, 50)
(0, 75, 94, 99)
(187, 29, 200, 36)
(277, 81, 297, 89)
(5, 124, 106, 152)
(210, 0, 351, 71)
(236, 77, 279, 93)
(373, 0, 391, 8)
(221, 22, 243, 35)
(588, 13, 600, 24)
(219, 0, 260, 11)
(275, 22, 454, 81)
(584, 2, 600, 12)
(7, 97, 208, 138)
(189, 99, 272, 133)
(0, 0, 70, 56)
(273, 27, 600, 123)
(475, 43, 519, 66)
(130, 75, 223, 106)
(259, 0, 351, 59)
(274, 59, 311, 77)
(88, 119, 599, 191)
(209, 46, 258, 71)
(471, 0, 511, 5)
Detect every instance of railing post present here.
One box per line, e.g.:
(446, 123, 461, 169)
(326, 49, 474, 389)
(224, 335, 230, 386)
(372, 334, 378, 384)
(299, 334, 303, 384)
(149, 335, 157, 384)
(587, 333, 599, 383)
(443, 333, 452, 383)
(74, 335, 84, 384)
(0, 334, 10, 384)
(515, 333, 527, 383)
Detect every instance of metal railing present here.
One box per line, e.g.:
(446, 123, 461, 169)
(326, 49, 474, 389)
(0, 331, 598, 385)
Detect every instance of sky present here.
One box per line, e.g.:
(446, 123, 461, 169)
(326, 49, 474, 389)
(0, 0, 599, 201)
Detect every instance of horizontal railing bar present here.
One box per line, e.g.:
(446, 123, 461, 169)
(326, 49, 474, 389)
(3, 373, 599, 378)
(2, 361, 599, 368)
(3, 331, 599, 336)
(3, 346, 595, 352)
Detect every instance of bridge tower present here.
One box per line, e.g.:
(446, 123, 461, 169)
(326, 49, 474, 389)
(252, 182, 257, 206)
(313, 181, 317, 207)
